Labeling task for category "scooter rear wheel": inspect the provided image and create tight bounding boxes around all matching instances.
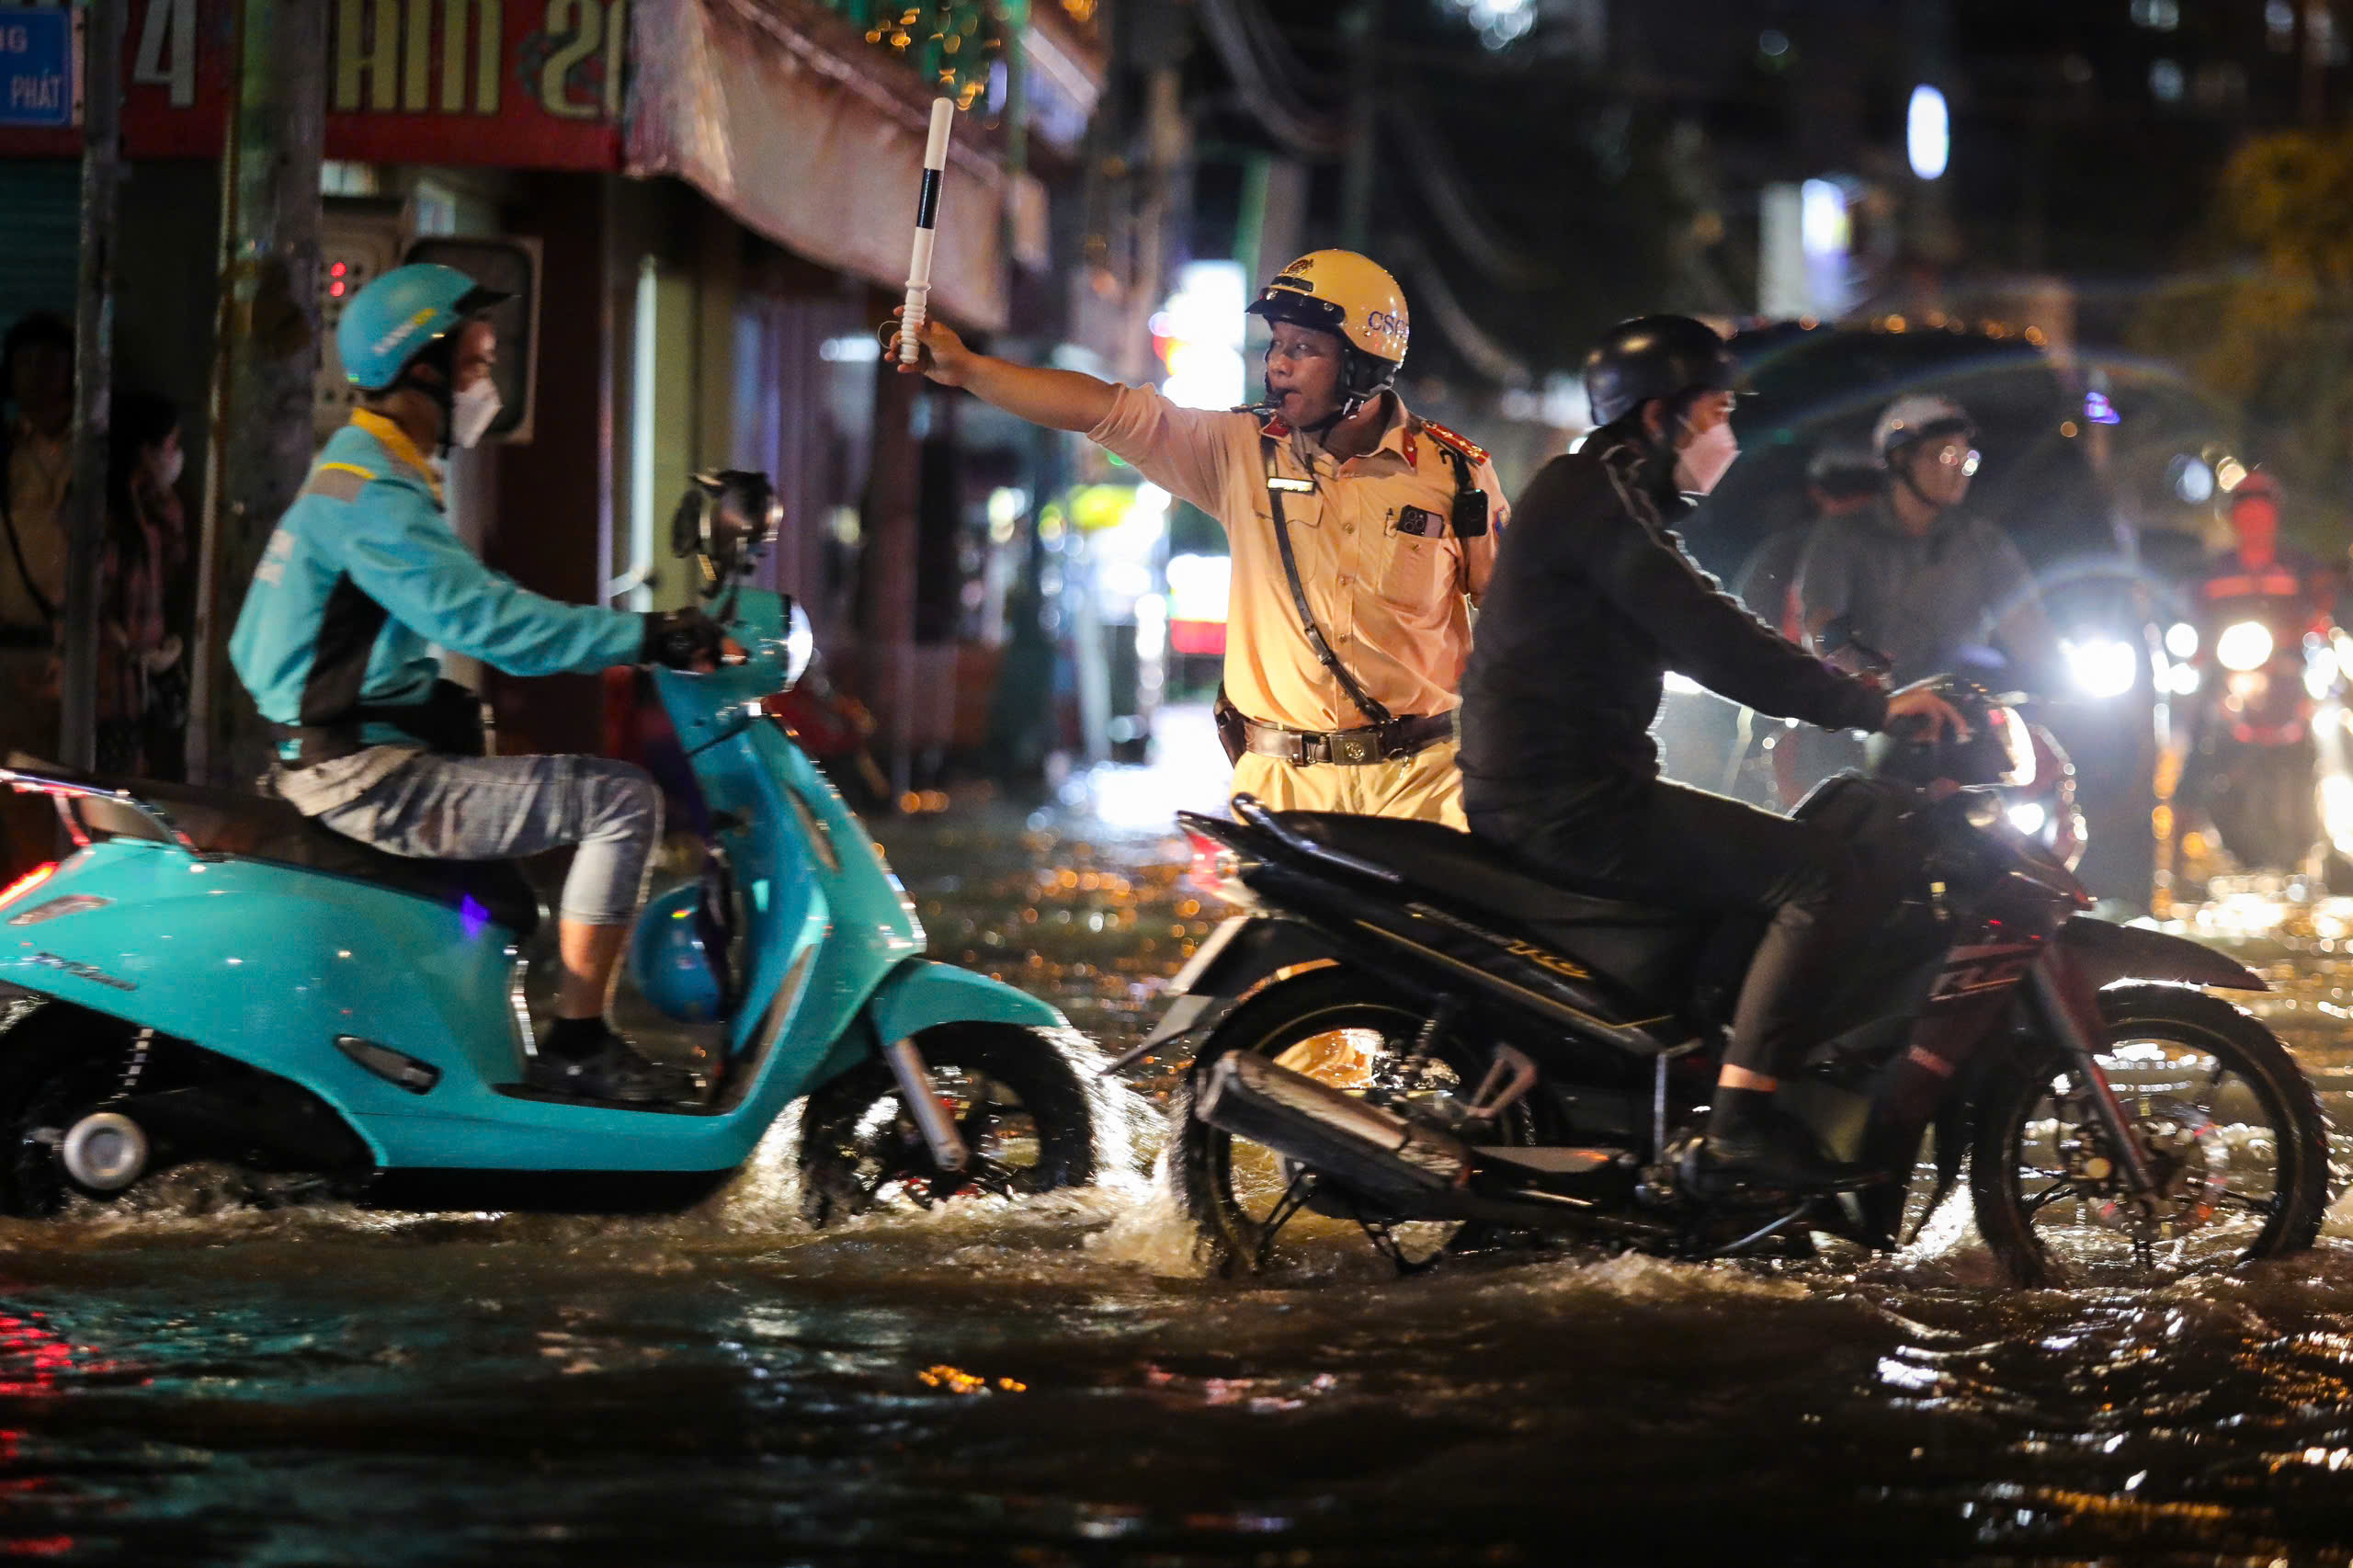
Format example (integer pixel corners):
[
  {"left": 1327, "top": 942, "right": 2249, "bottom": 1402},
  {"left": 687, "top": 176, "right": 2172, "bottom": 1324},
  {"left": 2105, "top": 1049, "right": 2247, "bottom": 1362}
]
[
  {"left": 794, "top": 1023, "right": 1097, "bottom": 1226},
  {"left": 0, "top": 1003, "right": 142, "bottom": 1218}
]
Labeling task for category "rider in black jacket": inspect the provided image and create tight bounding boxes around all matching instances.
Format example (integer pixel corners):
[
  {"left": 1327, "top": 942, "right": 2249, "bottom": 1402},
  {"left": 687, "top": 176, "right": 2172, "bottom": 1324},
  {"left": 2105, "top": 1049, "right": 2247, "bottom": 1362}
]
[{"left": 1458, "top": 316, "right": 1966, "bottom": 1190}]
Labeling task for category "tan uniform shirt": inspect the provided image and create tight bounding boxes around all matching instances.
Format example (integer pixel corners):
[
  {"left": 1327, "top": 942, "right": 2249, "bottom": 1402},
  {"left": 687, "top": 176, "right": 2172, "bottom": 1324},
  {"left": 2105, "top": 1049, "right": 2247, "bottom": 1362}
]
[
  {"left": 1, "top": 419, "right": 69, "bottom": 631},
  {"left": 1088, "top": 385, "right": 1506, "bottom": 733}
]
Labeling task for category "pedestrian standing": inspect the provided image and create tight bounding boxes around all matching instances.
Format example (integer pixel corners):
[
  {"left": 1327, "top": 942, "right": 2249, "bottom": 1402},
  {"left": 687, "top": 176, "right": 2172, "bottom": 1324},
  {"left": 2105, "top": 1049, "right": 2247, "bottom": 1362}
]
[
  {"left": 97, "top": 391, "right": 190, "bottom": 778},
  {"left": 0, "top": 312, "right": 74, "bottom": 869},
  {"left": 890, "top": 251, "right": 1508, "bottom": 825}
]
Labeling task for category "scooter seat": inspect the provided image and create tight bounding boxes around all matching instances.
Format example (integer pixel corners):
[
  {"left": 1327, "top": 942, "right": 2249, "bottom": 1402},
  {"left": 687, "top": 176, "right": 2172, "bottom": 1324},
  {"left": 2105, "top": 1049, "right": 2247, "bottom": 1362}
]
[{"left": 7, "top": 755, "right": 542, "bottom": 938}]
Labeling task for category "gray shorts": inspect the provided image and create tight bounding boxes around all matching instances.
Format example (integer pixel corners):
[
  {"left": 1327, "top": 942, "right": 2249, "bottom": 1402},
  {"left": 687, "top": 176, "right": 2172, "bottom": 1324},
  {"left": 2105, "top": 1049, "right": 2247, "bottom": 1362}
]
[{"left": 305, "top": 750, "right": 664, "bottom": 926}]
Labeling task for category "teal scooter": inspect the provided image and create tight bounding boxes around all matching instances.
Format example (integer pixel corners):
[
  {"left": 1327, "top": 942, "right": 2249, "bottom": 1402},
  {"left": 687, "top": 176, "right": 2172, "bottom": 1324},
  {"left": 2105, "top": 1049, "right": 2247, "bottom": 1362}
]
[{"left": 0, "top": 473, "right": 1105, "bottom": 1219}]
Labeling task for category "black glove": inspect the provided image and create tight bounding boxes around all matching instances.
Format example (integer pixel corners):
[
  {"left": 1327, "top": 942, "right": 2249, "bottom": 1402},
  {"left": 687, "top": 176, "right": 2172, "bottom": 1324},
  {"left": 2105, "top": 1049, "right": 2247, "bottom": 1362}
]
[{"left": 641, "top": 608, "right": 726, "bottom": 670}]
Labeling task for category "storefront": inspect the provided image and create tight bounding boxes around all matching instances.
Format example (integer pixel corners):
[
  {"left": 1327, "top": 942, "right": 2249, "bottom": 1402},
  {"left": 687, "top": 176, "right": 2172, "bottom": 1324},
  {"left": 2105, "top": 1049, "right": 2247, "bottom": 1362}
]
[{"left": 0, "top": 0, "right": 1111, "bottom": 775}]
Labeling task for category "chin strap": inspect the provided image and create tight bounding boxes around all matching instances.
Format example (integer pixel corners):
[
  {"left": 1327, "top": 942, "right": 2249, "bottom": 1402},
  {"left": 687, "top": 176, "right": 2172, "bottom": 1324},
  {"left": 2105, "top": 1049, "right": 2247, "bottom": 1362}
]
[{"left": 1893, "top": 461, "right": 1942, "bottom": 514}]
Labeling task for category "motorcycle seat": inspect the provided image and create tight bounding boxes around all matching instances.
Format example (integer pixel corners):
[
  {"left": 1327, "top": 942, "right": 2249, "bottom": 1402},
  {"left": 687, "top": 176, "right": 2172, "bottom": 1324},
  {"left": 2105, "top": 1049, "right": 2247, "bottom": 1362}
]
[
  {"left": 6, "top": 755, "right": 543, "bottom": 938},
  {"left": 1277, "top": 811, "right": 1695, "bottom": 926},
  {"left": 1271, "top": 812, "right": 1734, "bottom": 1006}
]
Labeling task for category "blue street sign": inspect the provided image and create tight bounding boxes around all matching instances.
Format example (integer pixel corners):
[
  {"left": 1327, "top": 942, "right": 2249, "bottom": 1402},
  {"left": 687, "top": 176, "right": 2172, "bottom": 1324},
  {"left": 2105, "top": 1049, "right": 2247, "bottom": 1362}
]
[{"left": 0, "top": 7, "right": 76, "bottom": 131}]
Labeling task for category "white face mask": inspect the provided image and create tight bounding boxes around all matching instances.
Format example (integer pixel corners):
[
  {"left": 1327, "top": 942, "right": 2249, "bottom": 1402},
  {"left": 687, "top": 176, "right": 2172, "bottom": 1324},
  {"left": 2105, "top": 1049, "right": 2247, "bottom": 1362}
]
[
  {"left": 1674, "top": 416, "right": 1739, "bottom": 495},
  {"left": 153, "top": 446, "right": 185, "bottom": 490},
  {"left": 450, "top": 379, "right": 503, "bottom": 449}
]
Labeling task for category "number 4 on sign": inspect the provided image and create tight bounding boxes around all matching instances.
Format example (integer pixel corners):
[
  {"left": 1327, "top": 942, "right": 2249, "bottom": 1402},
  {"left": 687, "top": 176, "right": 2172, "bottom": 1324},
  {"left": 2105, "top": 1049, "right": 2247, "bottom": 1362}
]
[{"left": 130, "top": 0, "right": 196, "bottom": 108}]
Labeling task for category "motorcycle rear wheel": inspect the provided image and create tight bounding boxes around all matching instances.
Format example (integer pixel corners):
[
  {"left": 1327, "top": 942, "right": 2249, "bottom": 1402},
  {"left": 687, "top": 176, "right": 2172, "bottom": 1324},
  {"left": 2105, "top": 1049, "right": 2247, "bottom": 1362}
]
[
  {"left": 794, "top": 1023, "right": 1097, "bottom": 1227},
  {"left": 1971, "top": 983, "right": 2330, "bottom": 1286},
  {"left": 1169, "top": 968, "right": 1532, "bottom": 1275}
]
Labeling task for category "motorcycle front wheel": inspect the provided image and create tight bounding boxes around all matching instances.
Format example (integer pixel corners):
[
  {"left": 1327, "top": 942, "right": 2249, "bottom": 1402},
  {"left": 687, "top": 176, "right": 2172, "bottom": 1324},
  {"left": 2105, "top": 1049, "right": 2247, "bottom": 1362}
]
[
  {"left": 1168, "top": 968, "right": 1531, "bottom": 1275},
  {"left": 794, "top": 1023, "right": 1097, "bottom": 1226},
  {"left": 1971, "top": 983, "right": 2331, "bottom": 1286}
]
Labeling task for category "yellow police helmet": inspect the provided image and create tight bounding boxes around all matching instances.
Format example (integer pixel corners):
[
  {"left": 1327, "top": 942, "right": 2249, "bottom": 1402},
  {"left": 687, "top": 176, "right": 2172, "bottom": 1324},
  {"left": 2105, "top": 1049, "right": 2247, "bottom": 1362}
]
[{"left": 1248, "top": 249, "right": 1410, "bottom": 365}]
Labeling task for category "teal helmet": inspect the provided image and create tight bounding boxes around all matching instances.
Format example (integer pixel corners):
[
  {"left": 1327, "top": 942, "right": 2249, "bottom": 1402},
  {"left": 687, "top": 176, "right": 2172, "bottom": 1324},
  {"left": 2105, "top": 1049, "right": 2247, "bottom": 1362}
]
[{"left": 336, "top": 262, "right": 508, "bottom": 392}]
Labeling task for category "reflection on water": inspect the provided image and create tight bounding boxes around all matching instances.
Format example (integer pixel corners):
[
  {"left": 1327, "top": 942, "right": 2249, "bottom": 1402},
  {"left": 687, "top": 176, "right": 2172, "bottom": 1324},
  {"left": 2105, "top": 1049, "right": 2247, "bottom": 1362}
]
[{"left": 6, "top": 794, "right": 2353, "bottom": 1564}]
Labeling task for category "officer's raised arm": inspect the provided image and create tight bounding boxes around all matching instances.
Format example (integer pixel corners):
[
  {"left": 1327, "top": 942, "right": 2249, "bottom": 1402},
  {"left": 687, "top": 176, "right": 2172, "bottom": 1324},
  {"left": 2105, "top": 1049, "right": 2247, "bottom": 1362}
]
[{"left": 887, "top": 311, "right": 1118, "bottom": 433}]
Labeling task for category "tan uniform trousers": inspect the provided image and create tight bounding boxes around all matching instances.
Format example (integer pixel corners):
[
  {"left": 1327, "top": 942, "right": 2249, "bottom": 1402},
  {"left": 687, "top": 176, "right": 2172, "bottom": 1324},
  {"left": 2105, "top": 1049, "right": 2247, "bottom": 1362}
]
[{"left": 1229, "top": 737, "right": 1467, "bottom": 828}]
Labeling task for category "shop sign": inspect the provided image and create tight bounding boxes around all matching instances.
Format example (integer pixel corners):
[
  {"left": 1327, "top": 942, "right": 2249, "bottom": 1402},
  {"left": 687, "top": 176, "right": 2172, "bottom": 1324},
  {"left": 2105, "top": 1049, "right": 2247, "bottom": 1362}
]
[
  {"left": 0, "top": 0, "right": 625, "bottom": 167},
  {"left": 0, "top": 7, "right": 74, "bottom": 129}
]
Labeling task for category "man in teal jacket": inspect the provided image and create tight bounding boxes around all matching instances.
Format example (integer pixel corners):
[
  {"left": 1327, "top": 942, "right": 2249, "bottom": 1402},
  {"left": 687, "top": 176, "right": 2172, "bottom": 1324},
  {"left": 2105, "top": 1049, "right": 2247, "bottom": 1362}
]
[{"left": 231, "top": 264, "right": 723, "bottom": 1103}]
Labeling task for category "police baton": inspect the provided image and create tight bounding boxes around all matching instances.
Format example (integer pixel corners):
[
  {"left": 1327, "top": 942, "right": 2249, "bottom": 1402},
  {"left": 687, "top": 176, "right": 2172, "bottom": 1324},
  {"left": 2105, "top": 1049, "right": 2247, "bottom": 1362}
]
[{"left": 897, "top": 98, "right": 956, "bottom": 366}]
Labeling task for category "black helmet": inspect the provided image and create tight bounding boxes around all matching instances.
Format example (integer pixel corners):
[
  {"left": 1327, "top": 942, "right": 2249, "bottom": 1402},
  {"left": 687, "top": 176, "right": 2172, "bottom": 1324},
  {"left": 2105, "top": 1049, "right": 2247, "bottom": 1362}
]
[{"left": 1582, "top": 314, "right": 1740, "bottom": 427}]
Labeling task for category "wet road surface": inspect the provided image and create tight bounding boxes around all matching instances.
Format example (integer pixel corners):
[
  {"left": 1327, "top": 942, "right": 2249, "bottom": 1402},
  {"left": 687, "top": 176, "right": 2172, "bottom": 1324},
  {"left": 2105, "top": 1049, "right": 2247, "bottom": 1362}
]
[{"left": 8, "top": 764, "right": 2353, "bottom": 1565}]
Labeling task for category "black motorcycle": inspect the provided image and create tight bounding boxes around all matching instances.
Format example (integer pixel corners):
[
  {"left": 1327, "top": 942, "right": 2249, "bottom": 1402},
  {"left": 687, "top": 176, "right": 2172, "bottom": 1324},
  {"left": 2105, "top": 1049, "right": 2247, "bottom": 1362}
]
[{"left": 1132, "top": 683, "right": 2331, "bottom": 1285}]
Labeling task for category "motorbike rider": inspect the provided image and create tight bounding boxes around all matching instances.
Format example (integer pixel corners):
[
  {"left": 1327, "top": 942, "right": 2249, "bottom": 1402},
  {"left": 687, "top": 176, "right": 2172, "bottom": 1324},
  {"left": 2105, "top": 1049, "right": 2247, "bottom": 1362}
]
[
  {"left": 1796, "top": 394, "right": 2061, "bottom": 689},
  {"left": 2171, "top": 470, "right": 2338, "bottom": 872},
  {"left": 1457, "top": 316, "right": 1967, "bottom": 1191},
  {"left": 229, "top": 263, "right": 728, "bottom": 1105},
  {"left": 2190, "top": 471, "right": 2334, "bottom": 653},
  {"left": 890, "top": 250, "right": 1507, "bottom": 824}
]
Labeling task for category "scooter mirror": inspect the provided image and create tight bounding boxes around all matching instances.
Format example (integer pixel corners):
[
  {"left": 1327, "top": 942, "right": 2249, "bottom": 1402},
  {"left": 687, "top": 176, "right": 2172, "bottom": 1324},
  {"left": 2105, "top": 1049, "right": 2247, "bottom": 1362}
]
[{"left": 670, "top": 472, "right": 782, "bottom": 585}]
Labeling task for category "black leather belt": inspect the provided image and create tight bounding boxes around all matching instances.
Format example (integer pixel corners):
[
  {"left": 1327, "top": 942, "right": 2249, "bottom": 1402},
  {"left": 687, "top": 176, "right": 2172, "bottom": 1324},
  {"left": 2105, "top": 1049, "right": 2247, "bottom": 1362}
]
[{"left": 1241, "top": 711, "right": 1454, "bottom": 767}]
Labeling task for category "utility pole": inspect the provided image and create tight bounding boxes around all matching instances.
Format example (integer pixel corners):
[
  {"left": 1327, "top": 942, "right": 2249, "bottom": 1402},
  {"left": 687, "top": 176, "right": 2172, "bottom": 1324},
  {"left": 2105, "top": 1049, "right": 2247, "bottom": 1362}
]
[
  {"left": 2303, "top": 1, "right": 2331, "bottom": 126},
  {"left": 1339, "top": 0, "right": 1381, "bottom": 254},
  {"left": 61, "top": 0, "right": 126, "bottom": 773},
  {"left": 188, "top": 0, "right": 327, "bottom": 786}
]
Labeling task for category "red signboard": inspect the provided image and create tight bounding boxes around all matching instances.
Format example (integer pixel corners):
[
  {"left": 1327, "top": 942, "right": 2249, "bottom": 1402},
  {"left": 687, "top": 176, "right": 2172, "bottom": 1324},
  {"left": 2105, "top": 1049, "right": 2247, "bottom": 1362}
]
[{"left": 0, "top": 0, "right": 624, "bottom": 168}]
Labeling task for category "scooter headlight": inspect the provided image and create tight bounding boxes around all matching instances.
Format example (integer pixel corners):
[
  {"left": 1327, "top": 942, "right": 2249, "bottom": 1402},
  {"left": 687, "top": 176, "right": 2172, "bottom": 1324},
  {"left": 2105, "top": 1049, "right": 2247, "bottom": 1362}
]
[
  {"left": 779, "top": 597, "right": 815, "bottom": 690},
  {"left": 2215, "top": 619, "right": 2274, "bottom": 673}
]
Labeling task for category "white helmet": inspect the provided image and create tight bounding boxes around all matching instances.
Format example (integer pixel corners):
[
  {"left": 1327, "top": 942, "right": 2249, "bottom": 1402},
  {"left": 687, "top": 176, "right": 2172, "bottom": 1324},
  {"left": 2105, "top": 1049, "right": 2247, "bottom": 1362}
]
[{"left": 1872, "top": 394, "right": 1975, "bottom": 463}]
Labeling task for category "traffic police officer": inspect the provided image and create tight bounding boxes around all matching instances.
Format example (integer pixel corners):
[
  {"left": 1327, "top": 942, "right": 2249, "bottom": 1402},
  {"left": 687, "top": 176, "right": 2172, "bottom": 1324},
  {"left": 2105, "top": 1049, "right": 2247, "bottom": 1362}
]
[{"left": 891, "top": 250, "right": 1507, "bottom": 825}]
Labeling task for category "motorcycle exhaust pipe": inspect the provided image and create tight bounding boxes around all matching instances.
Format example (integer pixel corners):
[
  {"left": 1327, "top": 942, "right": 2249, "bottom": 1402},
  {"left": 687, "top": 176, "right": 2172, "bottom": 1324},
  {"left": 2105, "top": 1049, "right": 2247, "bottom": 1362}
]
[{"left": 1194, "top": 1051, "right": 1470, "bottom": 1205}]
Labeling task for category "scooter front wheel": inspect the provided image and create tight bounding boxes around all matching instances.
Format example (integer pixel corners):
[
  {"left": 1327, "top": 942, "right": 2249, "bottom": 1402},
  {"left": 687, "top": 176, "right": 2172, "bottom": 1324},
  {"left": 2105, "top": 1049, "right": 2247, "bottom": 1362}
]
[{"left": 794, "top": 1023, "right": 1097, "bottom": 1226}]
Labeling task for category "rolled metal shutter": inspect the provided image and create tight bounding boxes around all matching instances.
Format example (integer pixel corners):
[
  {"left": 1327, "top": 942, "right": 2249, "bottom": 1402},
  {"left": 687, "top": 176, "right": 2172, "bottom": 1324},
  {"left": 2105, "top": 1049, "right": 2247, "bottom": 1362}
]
[{"left": 0, "top": 162, "right": 81, "bottom": 334}]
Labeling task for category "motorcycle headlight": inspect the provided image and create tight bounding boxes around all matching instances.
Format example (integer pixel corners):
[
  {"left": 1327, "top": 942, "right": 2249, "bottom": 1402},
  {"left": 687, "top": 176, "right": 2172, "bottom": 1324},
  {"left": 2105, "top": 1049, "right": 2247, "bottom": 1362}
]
[
  {"left": 2006, "top": 800, "right": 2048, "bottom": 836},
  {"left": 2215, "top": 619, "right": 2274, "bottom": 673},
  {"left": 2064, "top": 637, "right": 2138, "bottom": 699},
  {"left": 1987, "top": 704, "right": 2036, "bottom": 787}
]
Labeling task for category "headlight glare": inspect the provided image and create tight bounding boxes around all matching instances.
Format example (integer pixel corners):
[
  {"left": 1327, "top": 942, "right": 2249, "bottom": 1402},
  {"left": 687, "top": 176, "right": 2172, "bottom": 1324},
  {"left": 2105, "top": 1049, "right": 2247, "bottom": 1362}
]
[{"left": 2215, "top": 620, "right": 2273, "bottom": 673}]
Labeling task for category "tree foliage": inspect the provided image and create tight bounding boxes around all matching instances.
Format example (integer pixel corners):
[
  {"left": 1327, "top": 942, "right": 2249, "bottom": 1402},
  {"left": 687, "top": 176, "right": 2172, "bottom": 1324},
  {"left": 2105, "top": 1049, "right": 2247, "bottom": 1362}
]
[{"left": 2135, "top": 131, "right": 2353, "bottom": 513}]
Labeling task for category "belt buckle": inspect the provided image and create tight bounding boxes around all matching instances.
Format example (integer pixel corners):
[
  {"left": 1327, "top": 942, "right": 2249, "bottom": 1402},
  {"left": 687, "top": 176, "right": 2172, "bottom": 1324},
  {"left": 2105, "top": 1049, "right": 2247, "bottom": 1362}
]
[{"left": 1329, "top": 731, "right": 1380, "bottom": 766}]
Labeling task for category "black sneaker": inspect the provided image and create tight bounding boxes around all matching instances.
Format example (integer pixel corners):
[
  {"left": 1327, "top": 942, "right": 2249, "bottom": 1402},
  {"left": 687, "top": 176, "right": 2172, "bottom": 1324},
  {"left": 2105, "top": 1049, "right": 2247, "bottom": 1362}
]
[
  {"left": 1683, "top": 1108, "right": 1880, "bottom": 1197},
  {"left": 525, "top": 1032, "right": 698, "bottom": 1105}
]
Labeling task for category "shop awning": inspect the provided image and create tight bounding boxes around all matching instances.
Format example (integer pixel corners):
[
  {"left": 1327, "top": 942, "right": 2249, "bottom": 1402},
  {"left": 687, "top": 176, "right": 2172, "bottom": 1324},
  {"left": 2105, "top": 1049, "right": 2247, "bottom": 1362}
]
[{"left": 627, "top": 0, "right": 1009, "bottom": 333}]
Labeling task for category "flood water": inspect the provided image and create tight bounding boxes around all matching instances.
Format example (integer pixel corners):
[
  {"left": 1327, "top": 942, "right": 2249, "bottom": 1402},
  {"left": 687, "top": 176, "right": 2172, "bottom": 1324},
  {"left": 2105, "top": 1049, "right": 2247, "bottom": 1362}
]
[{"left": 9, "top": 759, "right": 2353, "bottom": 1565}]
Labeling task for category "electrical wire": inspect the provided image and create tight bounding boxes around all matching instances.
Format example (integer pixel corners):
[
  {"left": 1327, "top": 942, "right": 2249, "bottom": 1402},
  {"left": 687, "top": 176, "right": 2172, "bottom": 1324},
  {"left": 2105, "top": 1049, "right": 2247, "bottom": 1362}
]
[
  {"left": 1386, "top": 233, "right": 1533, "bottom": 387},
  {"left": 1195, "top": 0, "right": 1350, "bottom": 157},
  {"left": 1381, "top": 103, "right": 1554, "bottom": 289}
]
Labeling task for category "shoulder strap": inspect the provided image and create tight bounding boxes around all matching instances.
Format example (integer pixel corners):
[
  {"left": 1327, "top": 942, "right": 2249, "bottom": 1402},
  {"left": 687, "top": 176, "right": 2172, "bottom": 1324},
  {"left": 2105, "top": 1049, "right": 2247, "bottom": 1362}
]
[
  {"left": 1261, "top": 435, "right": 1392, "bottom": 732},
  {"left": 0, "top": 430, "right": 55, "bottom": 628}
]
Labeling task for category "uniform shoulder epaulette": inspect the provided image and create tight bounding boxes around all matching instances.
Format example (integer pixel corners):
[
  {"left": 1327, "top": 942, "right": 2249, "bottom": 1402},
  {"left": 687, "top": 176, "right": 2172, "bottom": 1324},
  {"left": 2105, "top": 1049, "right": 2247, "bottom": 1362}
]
[{"left": 1419, "top": 419, "right": 1488, "bottom": 467}]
